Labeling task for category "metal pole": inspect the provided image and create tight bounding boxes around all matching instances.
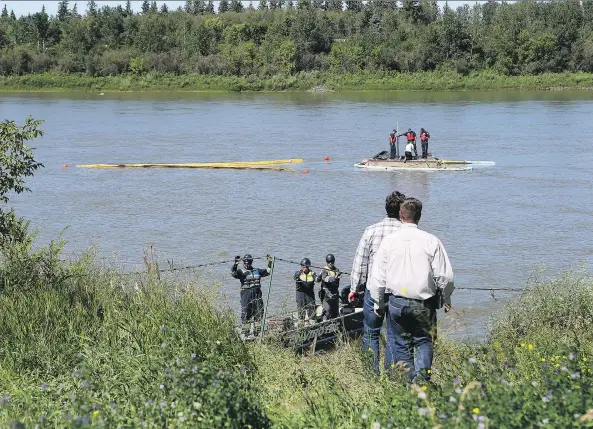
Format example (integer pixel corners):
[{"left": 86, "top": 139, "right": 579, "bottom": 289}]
[
  {"left": 396, "top": 121, "right": 400, "bottom": 158},
  {"left": 259, "top": 256, "right": 275, "bottom": 344}
]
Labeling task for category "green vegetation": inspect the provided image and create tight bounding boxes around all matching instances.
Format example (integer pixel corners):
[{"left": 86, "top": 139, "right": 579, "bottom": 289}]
[
  {"left": 1, "top": 0, "right": 593, "bottom": 91},
  {"left": 1, "top": 119, "right": 593, "bottom": 427},
  {"left": 2, "top": 70, "right": 593, "bottom": 92},
  {"left": 1, "top": 235, "right": 592, "bottom": 427}
]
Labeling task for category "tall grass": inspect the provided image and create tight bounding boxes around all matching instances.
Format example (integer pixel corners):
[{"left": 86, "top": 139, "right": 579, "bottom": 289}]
[
  {"left": 1, "top": 71, "right": 593, "bottom": 92},
  {"left": 1, "top": 233, "right": 592, "bottom": 427}
]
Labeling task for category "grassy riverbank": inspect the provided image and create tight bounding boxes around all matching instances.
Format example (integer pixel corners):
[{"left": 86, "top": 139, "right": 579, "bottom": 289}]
[
  {"left": 1, "top": 236, "right": 593, "bottom": 428},
  {"left": 1, "top": 71, "right": 593, "bottom": 93}
]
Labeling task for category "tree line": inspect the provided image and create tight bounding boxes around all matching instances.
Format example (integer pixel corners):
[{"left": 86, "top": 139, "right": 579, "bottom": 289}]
[{"left": 1, "top": 0, "right": 593, "bottom": 79}]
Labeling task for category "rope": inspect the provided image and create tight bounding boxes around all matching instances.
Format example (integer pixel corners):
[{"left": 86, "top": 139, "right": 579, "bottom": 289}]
[
  {"left": 273, "top": 257, "right": 351, "bottom": 276},
  {"left": 55, "top": 254, "right": 526, "bottom": 293}
]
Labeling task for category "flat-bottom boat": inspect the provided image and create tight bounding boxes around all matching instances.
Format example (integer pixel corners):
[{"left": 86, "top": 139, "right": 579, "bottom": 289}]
[
  {"left": 241, "top": 293, "right": 364, "bottom": 353},
  {"left": 355, "top": 151, "right": 475, "bottom": 171}
]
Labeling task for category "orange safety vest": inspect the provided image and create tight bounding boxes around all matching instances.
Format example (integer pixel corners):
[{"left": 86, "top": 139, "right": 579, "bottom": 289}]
[
  {"left": 407, "top": 132, "right": 415, "bottom": 141},
  {"left": 420, "top": 132, "right": 428, "bottom": 141}
]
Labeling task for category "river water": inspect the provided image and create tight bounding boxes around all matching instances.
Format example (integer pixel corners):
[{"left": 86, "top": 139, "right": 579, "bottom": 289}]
[{"left": 2, "top": 90, "right": 593, "bottom": 339}]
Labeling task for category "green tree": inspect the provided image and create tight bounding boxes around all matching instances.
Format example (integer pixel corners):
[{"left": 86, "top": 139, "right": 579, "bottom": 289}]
[
  {"left": 205, "top": 1, "right": 215, "bottom": 14},
  {"left": 10, "top": 10, "right": 16, "bottom": 20},
  {"left": 33, "top": 6, "right": 50, "bottom": 50},
  {"left": 125, "top": 1, "right": 133, "bottom": 16},
  {"left": 87, "top": 0, "right": 98, "bottom": 16},
  {"left": 230, "top": 0, "right": 244, "bottom": 13},
  {"left": 57, "top": 0, "right": 70, "bottom": 21},
  {"left": 1, "top": 5, "right": 9, "bottom": 18},
  {"left": 150, "top": 1, "right": 158, "bottom": 13},
  {"left": 219, "top": 0, "right": 230, "bottom": 13},
  {"left": 259, "top": 0, "right": 268, "bottom": 10},
  {"left": 141, "top": 0, "right": 150, "bottom": 14},
  {"left": 345, "top": 1, "right": 362, "bottom": 13},
  {"left": 160, "top": 3, "right": 169, "bottom": 13},
  {"left": 0, "top": 117, "right": 44, "bottom": 245}
]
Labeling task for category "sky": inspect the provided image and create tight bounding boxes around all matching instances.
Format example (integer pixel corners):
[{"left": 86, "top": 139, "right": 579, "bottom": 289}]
[{"left": 3, "top": 1, "right": 485, "bottom": 17}]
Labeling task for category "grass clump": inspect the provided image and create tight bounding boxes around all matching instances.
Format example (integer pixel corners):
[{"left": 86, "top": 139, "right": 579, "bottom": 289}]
[{"left": 0, "top": 233, "right": 270, "bottom": 428}]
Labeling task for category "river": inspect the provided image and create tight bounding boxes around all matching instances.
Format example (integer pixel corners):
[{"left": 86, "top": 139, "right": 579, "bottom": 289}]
[{"left": 2, "top": 90, "right": 593, "bottom": 339}]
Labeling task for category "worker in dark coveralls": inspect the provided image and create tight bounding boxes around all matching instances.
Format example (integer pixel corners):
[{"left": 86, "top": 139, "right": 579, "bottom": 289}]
[
  {"left": 232, "top": 254, "right": 273, "bottom": 335},
  {"left": 316, "top": 253, "right": 341, "bottom": 320},
  {"left": 294, "top": 258, "right": 318, "bottom": 325}
]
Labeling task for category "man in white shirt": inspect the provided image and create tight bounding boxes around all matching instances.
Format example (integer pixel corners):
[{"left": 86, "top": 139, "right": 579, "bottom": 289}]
[
  {"left": 404, "top": 142, "right": 415, "bottom": 160},
  {"left": 367, "top": 198, "right": 454, "bottom": 381}
]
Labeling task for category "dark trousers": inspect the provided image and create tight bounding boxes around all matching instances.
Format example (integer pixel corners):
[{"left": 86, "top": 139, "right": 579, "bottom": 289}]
[
  {"left": 389, "top": 143, "right": 397, "bottom": 160},
  {"left": 412, "top": 142, "right": 418, "bottom": 157},
  {"left": 240, "top": 287, "right": 263, "bottom": 324},
  {"left": 405, "top": 151, "right": 414, "bottom": 160},
  {"left": 296, "top": 289, "right": 316, "bottom": 320},
  {"left": 321, "top": 288, "right": 339, "bottom": 320},
  {"left": 385, "top": 295, "right": 437, "bottom": 382},
  {"left": 421, "top": 140, "right": 428, "bottom": 158}
]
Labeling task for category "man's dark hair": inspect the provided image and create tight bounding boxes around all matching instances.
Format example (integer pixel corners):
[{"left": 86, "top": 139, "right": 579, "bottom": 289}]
[
  {"left": 385, "top": 191, "right": 406, "bottom": 218},
  {"left": 400, "top": 198, "right": 422, "bottom": 223}
]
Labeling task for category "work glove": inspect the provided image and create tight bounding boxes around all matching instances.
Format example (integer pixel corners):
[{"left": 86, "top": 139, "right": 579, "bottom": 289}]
[{"left": 234, "top": 256, "right": 241, "bottom": 264}]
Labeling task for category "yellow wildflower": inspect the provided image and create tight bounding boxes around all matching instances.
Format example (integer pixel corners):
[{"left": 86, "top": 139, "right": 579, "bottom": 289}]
[
  {"left": 92, "top": 410, "right": 100, "bottom": 417},
  {"left": 520, "top": 343, "right": 526, "bottom": 348},
  {"left": 427, "top": 370, "right": 431, "bottom": 374},
  {"left": 562, "top": 355, "right": 567, "bottom": 359},
  {"left": 528, "top": 344, "right": 534, "bottom": 350},
  {"left": 472, "top": 408, "right": 480, "bottom": 414},
  {"left": 541, "top": 358, "right": 546, "bottom": 362},
  {"left": 421, "top": 386, "right": 428, "bottom": 391},
  {"left": 583, "top": 358, "right": 588, "bottom": 362}
]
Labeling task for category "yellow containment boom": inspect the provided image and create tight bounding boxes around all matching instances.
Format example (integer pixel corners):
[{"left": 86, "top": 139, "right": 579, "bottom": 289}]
[{"left": 76, "top": 158, "right": 304, "bottom": 169}]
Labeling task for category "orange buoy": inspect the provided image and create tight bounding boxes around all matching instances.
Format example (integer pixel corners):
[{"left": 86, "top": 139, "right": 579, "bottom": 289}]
[
  {"left": 324, "top": 156, "right": 329, "bottom": 161},
  {"left": 62, "top": 164, "right": 68, "bottom": 168},
  {"left": 304, "top": 169, "right": 309, "bottom": 174}
]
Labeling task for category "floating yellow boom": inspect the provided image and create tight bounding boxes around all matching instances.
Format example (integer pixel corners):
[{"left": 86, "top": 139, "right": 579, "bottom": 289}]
[{"left": 76, "top": 158, "right": 304, "bottom": 169}]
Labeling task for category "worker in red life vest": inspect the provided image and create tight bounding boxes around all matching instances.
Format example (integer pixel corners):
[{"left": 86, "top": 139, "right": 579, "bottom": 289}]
[
  {"left": 420, "top": 128, "right": 431, "bottom": 159},
  {"left": 405, "top": 128, "right": 417, "bottom": 158},
  {"left": 388, "top": 129, "right": 397, "bottom": 160}
]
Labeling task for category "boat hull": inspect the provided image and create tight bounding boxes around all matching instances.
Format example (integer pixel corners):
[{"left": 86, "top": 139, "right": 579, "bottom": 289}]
[{"left": 355, "top": 157, "right": 473, "bottom": 171}]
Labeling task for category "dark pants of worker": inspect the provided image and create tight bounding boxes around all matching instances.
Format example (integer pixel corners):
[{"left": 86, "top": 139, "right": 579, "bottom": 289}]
[
  {"left": 240, "top": 287, "right": 263, "bottom": 325},
  {"left": 389, "top": 143, "right": 397, "bottom": 160},
  {"left": 405, "top": 151, "right": 414, "bottom": 160},
  {"left": 421, "top": 140, "right": 428, "bottom": 158},
  {"left": 412, "top": 142, "right": 418, "bottom": 157},
  {"left": 321, "top": 288, "right": 340, "bottom": 320},
  {"left": 296, "top": 288, "right": 316, "bottom": 320},
  {"left": 385, "top": 295, "right": 437, "bottom": 382}
]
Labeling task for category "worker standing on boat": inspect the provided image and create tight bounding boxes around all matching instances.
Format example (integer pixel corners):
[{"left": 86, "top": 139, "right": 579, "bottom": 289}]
[
  {"left": 420, "top": 128, "right": 430, "bottom": 159},
  {"left": 232, "top": 254, "right": 273, "bottom": 336},
  {"left": 350, "top": 190, "right": 406, "bottom": 371},
  {"left": 294, "top": 258, "right": 318, "bottom": 325},
  {"left": 367, "top": 198, "right": 454, "bottom": 382},
  {"left": 388, "top": 129, "right": 398, "bottom": 160},
  {"left": 405, "top": 128, "right": 418, "bottom": 158},
  {"left": 317, "top": 254, "right": 341, "bottom": 320}
]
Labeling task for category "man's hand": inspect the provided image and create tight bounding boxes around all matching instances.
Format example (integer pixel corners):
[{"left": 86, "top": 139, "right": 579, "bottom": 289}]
[
  {"left": 373, "top": 303, "right": 384, "bottom": 317},
  {"left": 444, "top": 303, "right": 452, "bottom": 313},
  {"left": 234, "top": 256, "right": 241, "bottom": 264},
  {"left": 348, "top": 291, "right": 357, "bottom": 302}
]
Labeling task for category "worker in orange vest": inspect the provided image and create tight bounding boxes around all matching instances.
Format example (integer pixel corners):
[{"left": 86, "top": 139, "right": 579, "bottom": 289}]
[{"left": 420, "top": 128, "right": 431, "bottom": 159}]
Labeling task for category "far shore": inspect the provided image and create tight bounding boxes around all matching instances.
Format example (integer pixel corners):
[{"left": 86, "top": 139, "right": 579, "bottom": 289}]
[{"left": 2, "top": 71, "right": 593, "bottom": 93}]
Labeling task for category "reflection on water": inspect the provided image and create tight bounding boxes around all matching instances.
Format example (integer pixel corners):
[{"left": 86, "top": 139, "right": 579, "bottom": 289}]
[{"left": 2, "top": 90, "right": 593, "bottom": 339}]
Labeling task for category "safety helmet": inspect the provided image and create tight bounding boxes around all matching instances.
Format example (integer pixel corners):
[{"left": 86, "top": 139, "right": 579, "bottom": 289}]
[
  {"left": 242, "top": 254, "right": 253, "bottom": 263},
  {"left": 300, "top": 258, "right": 311, "bottom": 267},
  {"left": 325, "top": 254, "right": 335, "bottom": 264},
  {"left": 408, "top": 128, "right": 412, "bottom": 132}
]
